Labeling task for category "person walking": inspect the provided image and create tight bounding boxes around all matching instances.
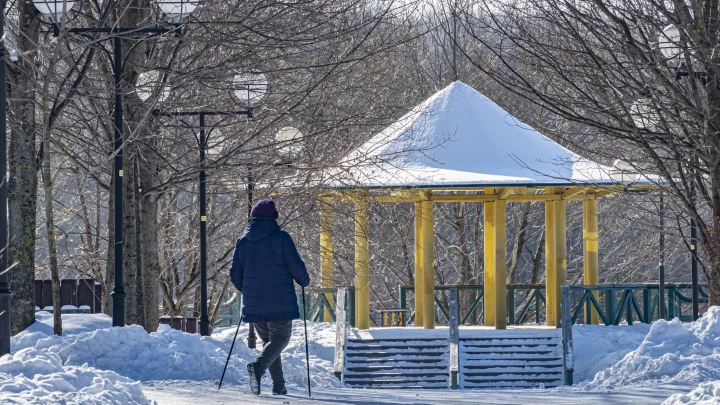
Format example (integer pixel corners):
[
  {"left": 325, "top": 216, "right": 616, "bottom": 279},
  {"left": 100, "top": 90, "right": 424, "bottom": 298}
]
[{"left": 229, "top": 199, "right": 311, "bottom": 396}]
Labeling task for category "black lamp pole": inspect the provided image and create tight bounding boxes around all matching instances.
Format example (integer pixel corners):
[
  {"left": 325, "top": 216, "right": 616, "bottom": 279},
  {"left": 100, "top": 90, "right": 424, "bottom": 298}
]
[
  {"left": 199, "top": 112, "right": 208, "bottom": 335},
  {"left": 153, "top": 109, "right": 252, "bottom": 336},
  {"left": 51, "top": 25, "right": 174, "bottom": 327},
  {"left": 690, "top": 177, "right": 699, "bottom": 321},
  {"left": 0, "top": 0, "right": 11, "bottom": 357},
  {"left": 246, "top": 166, "right": 256, "bottom": 348},
  {"left": 659, "top": 194, "right": 666, "bottom": 320}
]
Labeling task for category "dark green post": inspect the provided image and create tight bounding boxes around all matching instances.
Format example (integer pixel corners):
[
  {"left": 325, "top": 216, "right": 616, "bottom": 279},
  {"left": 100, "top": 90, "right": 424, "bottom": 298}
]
[
  {"left": 667, "top": 286, "right": 675, "bottom": 319},
  {"left": 348, "top": 288, "right": 356, "bottom": 327},
  {"left": 642, "top": 287, "right": 650, "bottom": 323},
  {"left": 508, "top": 286, "right": 516, "bottom": 325},
  {"left": 606, "top": 289, "right": 616, "bottom": 325}
]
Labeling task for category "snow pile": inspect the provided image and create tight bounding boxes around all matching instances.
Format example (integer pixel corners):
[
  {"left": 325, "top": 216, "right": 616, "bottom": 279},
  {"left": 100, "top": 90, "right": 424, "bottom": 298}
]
[
  {"left": 662, "top": 381, "right": 720, "bottom": 405},
  {"left": 0, "top": 347, "right": 148, "bottom": 404},
  {"left": 24, "top": 312, "right": 112, "bottom": 337},
  {"left": 583, "top": 307, "right": 720, "bottom": 389},
  {"left": 11, "top": 314, "right": 341, "bottom": 392},
  {"left": 572, "top": 323, "right": 651, "bottom": 382}
]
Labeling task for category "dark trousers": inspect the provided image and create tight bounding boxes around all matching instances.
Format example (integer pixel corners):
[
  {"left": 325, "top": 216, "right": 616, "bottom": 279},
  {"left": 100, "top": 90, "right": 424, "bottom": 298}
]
[{"left": 252, "top": 320, "right": 293, "bottom": 386}]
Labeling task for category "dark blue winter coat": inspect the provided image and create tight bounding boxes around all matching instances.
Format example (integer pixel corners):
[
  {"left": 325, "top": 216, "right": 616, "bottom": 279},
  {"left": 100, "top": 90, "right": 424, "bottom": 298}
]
[{"left": 229, "top": 217, "right": 310, "bottom": 322}]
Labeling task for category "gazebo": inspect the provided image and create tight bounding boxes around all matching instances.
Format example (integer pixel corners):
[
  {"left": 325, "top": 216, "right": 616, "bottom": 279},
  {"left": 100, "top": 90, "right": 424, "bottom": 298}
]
[{"left": 318, "top": 81, "right": 626, "bottom": 330}]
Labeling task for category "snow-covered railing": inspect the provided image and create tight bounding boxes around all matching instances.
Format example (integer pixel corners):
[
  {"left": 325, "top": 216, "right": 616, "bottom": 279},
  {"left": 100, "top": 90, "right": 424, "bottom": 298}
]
[
  {"left": 333, "top": 288, "right": 348, "bottom": 381},
  {"left": 448, "top": 288, "right": 459, "bottom": 389},
  {"left": 561, "top": 286, "right": 574, "bottom": 386}
]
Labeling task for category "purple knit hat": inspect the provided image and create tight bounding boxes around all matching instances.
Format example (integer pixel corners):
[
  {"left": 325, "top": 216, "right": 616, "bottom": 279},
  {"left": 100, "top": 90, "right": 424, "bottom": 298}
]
[{"left": 250, "top": 199, "right": 278, "bottom": 219}]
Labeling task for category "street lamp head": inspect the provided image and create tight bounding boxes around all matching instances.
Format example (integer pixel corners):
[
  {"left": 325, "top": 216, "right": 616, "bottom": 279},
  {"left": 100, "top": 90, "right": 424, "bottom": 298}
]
[
  {"left": 610, "top": 159, "right": 636, "bottom": 185},
  {"left": 135, "top": 70, "right": 170, "bottom": 103},
  {"left": 658, "top": 25, "right": 683, "bottom": 66},
  {"left": 32, "top": 0, "right": 76, "bottom": 24},
  {"left": 155, "top": 0, "right": 201, "bottom": 24},
  {"left": 630, "top": 98, "right": 659, "bottom": 130},
  {"left": 275, "top": 127, "right": 303, "bottom": 158},
  {"left": 233, "top": 73, "right": 268, "bottom": 108}
]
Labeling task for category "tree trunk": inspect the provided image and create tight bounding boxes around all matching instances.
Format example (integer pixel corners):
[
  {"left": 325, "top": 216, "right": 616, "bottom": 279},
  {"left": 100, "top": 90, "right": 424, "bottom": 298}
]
[
  {"left": 139, "top": 183, "right": 160, "bottom": 332},
  {"left": 105, "top": 173, "right": 114, "bottom": 316},
  {"left": 123, "top": 154, "right": 140, "bottom": 325},
  {"left": 7, "top": 0, "right": 41, "bottom": 335},
  {"left": 706, "top": 219, "right": 720, "bottom": 306}
]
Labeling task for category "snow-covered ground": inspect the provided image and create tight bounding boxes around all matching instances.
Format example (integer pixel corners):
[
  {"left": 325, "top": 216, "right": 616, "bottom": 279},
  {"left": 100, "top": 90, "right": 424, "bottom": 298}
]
[{"left": 9, "top": 309, "right": 720, "bottom": 403}]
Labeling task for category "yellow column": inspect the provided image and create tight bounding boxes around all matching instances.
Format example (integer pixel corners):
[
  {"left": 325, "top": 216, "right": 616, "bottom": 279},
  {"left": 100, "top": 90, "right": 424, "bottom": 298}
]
[
  {"left": 421, "top": 200, "right": 435, "bottom": 329},
  {"left": 320, "top": 203, "right": 334, "bottom": 322},
  {"left": 355, "top": 199, "right": 370, "bottom": 330},
  {"left": 493, "top": 200, "right": 508, "bottom": 330},
  {"left": 484, "top": 201, "right": 496, "bottom": 326},
  {"left": 554, "top": 199, "right": 567, "bottom": 327},
  {"left": 583, "top": 198, "right": 599, "bottom": 324},
  {"left": 545, "top": 188, "right": 557, "bottom": 327},
  {"left": 414, "top": 202, "right": 424, "bottom": 327}
]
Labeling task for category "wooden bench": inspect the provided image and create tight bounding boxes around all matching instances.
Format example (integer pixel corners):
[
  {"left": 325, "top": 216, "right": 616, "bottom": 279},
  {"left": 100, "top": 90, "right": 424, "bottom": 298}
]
[
  {"left": 160, "top": 316, "right": 198, "bottom": 333},
  {"left": 34, "top": 279, "right": 101, "bottom": 313}
]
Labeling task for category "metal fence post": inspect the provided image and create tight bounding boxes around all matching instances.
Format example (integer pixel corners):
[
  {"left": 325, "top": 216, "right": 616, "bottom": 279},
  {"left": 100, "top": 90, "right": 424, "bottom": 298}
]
[
  {"left": 561, "top": 286, "right": 574, "bottom": 386},
  {"left": 448, "top": 288, "right": 459, "bottom": 389}
]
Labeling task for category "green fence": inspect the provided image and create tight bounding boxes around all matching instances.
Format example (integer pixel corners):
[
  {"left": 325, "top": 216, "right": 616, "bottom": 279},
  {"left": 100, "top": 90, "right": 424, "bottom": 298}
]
[
  {"left": 298, "top": 287, "right": 356, "bottom": 325},
  {"left": 399, "top": 284, "right": 545, "bottom": 326},
  {"left": 568, "top": 284, "right": 708, "bottom": 325},
  {"left": 397, "top": 283, "right": 707, "bottom": 327},
  {"left": 207, "top": 283, "right": 708, "bottom": 329}
]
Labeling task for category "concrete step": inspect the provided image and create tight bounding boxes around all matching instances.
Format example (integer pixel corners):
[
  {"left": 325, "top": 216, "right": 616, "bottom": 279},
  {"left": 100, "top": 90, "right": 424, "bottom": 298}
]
[
  {"left": 463, "top": 381, "right": 563, "bottom": 389},
  {"left": 347, "top": 344, "right": 447, "bottom": 351},
  {"left": 347, "top": 365, "right": 447, "bottom": 372},
  {"left": 346, "top": 383, "right": 448, "bottom": 389},
  {"left": 345, "top": 371, "right": 448, "bottom": 378},
  {"left": 462, "top": 343, "right": 556, "bottom": 348},
  {"left": 348, "top": 338, "right": 446, "bottom": 344},
  {"left": 345, "top": 352, "right": 447, "bottom": 358},
  {"left": 345, "top": 358, "right": 446, "bottom": 364},
  {"left": 463, "top": 356, "right": 562, "bottom": 362},
  {"left": 463, "top": 371, "right": 564, "bottom": 377},
  {"left": 345, "top": 378, "right": 448, "bottom": 385},
  {"left": 463, "top": 364, "right": 563, "bottom": 371}
]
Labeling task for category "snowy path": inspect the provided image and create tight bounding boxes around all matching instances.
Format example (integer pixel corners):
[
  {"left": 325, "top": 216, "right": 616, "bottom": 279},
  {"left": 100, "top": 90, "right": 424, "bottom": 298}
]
[{"left": 142, "top": 381, "right": 692, "bottom": 405}]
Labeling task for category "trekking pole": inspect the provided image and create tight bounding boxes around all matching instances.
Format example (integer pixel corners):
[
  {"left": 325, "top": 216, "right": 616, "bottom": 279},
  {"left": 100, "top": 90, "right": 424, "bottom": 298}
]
[
  {"left": 218, "top": 315, "right": 242, "bottom": 390},
  {"left": 302, "top": 286, "right": 311, "bottom": 397}
]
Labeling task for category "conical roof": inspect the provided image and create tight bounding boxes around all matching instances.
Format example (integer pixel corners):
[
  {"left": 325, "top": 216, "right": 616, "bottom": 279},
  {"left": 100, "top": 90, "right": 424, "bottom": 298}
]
[{"left": 336, "top": 81, "right": 613, "bottom": 188}]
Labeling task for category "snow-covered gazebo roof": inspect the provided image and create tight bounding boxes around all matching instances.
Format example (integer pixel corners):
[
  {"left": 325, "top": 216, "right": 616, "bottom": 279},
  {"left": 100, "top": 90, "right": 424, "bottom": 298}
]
[{"left": 335, "top": 81, "right": 615, "bottom": 189}]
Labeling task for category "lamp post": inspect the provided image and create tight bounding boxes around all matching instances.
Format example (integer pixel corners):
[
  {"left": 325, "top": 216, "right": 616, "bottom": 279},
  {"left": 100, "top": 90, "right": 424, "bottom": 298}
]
[
  {"left": 32, "top": 0, "right": 202, "bottom": 327},
  {"left": 658, "top": 25, "right": 701, "bottom": 320},
  {"left": 0, "top": 0, "right": 10, "bottom": 357},
  {"left": 629, "top": 100, "right": 669, "bottom": 320},
  {"left": 141, "top": 73, "right": 268, "bottom": 336}
]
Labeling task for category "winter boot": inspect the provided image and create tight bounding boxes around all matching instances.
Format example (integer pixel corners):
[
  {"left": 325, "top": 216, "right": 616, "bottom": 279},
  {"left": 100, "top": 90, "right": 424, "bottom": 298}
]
[
  {"left": 247, "top": 363, "right": 261, "bottom": 395},
  {"left": 272, "top": 384, "right": 287, "bottom": 395}
]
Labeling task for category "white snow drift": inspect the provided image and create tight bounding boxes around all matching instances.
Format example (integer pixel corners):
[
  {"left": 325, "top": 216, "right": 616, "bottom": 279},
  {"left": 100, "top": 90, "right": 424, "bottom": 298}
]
[
  {"left": 0, "top": 347, "right": 148, "bottom": 404},
  {"left": 7, "top": 312, "right": 340, "bottom": 404},
  {"left": 584, "top": 306, "right": 720, "bottom": 390}
]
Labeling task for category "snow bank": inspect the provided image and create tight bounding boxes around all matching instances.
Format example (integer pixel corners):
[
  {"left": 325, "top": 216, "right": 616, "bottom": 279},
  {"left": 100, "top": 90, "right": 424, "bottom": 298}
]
[
  {"left": 0, "top": 347, "right": 148, "bottom": 404},
  {"left": 583, "top": 307, "right": 720, "bottom": 389},
  {"left": 572, "top": 323, "right": 651, "bottom": 382},
  {"left": 11, "top": 315, "right": 341, "bottom": 393},
  {"left": 662, "top": 381, "right": 720, "bottom": 405}
]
